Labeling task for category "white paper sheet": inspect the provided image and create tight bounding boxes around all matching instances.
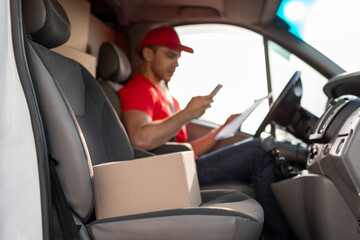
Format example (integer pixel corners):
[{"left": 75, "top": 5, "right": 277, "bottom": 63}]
[{"left": 215, "top": 93, "right": 272, "bottom": 140}]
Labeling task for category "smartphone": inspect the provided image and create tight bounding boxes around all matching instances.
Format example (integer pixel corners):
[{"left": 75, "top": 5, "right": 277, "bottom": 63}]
[{"left": 210, "top": 84, "right": 223, "bottom": 96}]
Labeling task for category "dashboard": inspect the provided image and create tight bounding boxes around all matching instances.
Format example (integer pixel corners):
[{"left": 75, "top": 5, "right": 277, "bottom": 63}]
[{"left": 307, "top": 97, "right": 360, "bottom": 220}]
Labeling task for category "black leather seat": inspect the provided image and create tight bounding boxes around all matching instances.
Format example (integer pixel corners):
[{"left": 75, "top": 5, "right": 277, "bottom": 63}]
[
  {"left": 97, "top": 42, "right": 131, "bottom": 117},
  {"left": 22, "top": 0, "right": 264, "bottom": 239}
]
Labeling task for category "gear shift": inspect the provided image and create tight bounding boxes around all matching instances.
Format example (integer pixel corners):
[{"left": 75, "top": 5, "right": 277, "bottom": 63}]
[
  {"left": 261, "top": 135, "right": 277, "bottom": 155},
  {"left": 261, "top": 136, "right": 289, "bottom": 178}
]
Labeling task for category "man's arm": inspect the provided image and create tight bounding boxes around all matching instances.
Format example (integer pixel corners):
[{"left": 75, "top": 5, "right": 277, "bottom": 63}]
[
  {"left": 189, "top": 128, "right": 220, "bottom": 156},
  {"left": 189, "top": 114, "right": 240, "bottom": 156},
  {"left": 122, "top": 95, "right": 213, "bottom": 151}
]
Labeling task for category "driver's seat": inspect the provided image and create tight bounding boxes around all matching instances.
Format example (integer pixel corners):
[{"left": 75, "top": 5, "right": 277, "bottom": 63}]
[
  {"left": 22, "top": 0, "right": 264, "bottom": 239},
  {"left": 96, "top": 42, "right": 130, "bottom": 117}
]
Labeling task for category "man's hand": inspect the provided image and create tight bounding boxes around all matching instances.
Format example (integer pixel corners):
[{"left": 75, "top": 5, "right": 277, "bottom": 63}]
[
  {"left": 219, "top": 114, "right": 240, "bottom": 129},
  {"left": 183, "top": 95, "right": 213, "bottom": 119}
]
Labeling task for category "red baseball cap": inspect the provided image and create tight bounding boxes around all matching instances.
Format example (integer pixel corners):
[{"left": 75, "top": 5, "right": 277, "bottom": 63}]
[{"left": 140, "top": 26, "right": 194, "bottom": 53}]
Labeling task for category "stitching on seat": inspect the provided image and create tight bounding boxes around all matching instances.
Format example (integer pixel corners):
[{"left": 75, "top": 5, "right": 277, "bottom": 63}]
[
  {"left": 90, "top": 207, "right": 262, "bottom": 225},
  {"left": 228, "top": 218, "right": 236, "bottom": 240}
]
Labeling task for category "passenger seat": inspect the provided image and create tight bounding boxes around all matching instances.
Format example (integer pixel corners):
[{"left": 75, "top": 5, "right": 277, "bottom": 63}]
[{"left": 22, "top": 0, "right": 264, "bottom": 237}]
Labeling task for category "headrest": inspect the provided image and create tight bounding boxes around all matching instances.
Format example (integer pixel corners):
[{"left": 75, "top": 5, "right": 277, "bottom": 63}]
[
  {"left": 97, "top": 42, "right": 131, "bottom": 84},
  {"left": 22, "top": 0, "right": 71, "bottom": 48}
]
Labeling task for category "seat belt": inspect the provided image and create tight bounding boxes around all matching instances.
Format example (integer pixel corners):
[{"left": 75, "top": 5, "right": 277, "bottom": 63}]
[
  {"left": 49, "top": 156, "right": 80, "bottom": 240},
  {"left": 160, "top": 82, "right": 176, "bottom": 142},
  {"left": 160, "top": 81, "right": 176, "bottom": 114}
]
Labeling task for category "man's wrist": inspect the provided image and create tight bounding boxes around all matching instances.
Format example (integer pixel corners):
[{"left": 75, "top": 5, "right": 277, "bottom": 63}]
[{"left": 178, "top": 108, "right": 194, "bottom": 122}]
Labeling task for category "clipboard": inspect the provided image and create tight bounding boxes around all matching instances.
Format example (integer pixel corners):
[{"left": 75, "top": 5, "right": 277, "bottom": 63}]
[{"left": 215, "top": 93, "right": 272, "bottom": 140}]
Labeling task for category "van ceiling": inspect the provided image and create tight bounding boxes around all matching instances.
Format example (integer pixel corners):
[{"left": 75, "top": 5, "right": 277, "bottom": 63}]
[{"left": 90, "top": 0, "right": 282, "bottom": 29}]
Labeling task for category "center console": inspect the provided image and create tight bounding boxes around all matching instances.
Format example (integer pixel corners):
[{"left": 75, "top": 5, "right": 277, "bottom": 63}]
[{"left": 271, "top": 97, "right": 360, "bottom": 240}]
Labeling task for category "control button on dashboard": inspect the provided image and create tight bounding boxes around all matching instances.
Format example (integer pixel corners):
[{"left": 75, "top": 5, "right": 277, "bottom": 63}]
[
  {"left": 336, "top": 138, "right": 345, "bottom": 154},
  {"left": 323, "top": 144, "right": 330, "bottom": 155},
  {"left": 309, "top": 145, "right": 319, "bottom": 161}
]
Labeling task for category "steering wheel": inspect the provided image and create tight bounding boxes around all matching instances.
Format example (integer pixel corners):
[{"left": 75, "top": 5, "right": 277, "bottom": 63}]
[{"left": 255, "top": 71, "right": 302, "bottom": 137}]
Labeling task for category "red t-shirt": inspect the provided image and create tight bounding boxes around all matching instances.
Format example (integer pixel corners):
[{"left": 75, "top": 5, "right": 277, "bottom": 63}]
[{"left": 118, "top": 74, "right": 188, "bottom": 143}]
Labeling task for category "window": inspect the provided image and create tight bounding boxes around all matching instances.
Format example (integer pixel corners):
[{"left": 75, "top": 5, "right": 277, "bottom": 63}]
[
  {"left": 171, "top": 24, "right": 269, "bottom": 135},
  {"left": 268, "top": 41, "right": 328, "bottom": 118},
  {"left": 268, "top": 40, "right": 328, "bottom": 143},
  {"left": 172, "top": 24, "right": 329, "bottom": 140}
]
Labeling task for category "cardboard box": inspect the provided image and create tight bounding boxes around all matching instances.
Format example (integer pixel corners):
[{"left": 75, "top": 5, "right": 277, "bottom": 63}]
[{"left": 93, "top": 151, "right": 202, "bottom": 219}]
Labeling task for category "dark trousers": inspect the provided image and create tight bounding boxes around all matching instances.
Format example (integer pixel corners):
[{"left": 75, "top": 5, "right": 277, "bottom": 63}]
[{"left": 196, "top": 138, "right": 294, "bottom": 240}]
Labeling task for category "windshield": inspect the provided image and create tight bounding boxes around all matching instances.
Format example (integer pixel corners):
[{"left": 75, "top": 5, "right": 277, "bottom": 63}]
[{"left": 277, "top": 0, "right": 360, "bottom": 72}]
